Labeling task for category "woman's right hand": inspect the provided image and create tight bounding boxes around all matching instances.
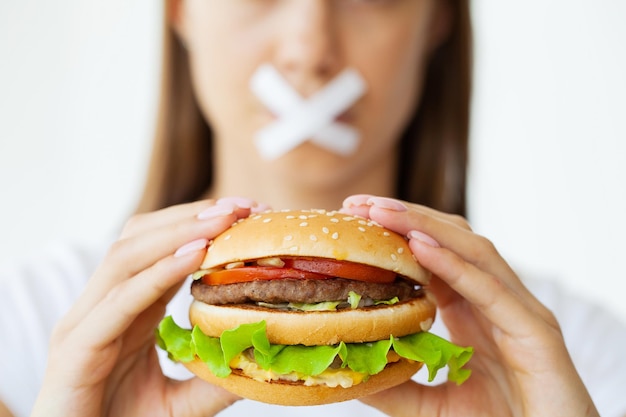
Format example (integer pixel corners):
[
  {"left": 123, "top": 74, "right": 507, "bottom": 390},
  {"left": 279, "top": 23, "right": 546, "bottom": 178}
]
[{"left": 31, "top": 197, "right": 265, "bottom": 417}]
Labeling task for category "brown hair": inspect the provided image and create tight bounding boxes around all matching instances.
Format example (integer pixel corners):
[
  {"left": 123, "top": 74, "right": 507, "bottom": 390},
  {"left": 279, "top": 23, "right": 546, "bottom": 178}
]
[{"left": 136, "top": 0, "right": 472, "bottom": 216}]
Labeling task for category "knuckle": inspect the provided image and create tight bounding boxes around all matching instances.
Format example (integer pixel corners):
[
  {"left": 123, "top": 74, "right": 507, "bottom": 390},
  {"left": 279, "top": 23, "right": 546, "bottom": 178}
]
[
  {"left": 120, "top": 213, "right": 147, "bottom": 237},
  {"left": 104, "top": 239, "right": 129, "bottom": 263},
  {"left": 50, "top": 316, "right": 73, "bottom": 345},
  {"left": 476, "top": 234, "right": 498, "bottom": 254},
  {"left": 448, "top": 213, "right": 472, "bottom": 231},
  {"left": 540, "top": 307, "right": 561, "bottom": 331},
  {"left": 468, "top": 234, "right": 499, "bottom": 264}
]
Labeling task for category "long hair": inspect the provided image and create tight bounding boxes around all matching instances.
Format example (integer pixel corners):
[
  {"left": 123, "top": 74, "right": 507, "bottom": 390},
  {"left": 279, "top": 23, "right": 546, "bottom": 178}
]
[{"left": 136, "top": 0, "right": 472, "bottom": 216}]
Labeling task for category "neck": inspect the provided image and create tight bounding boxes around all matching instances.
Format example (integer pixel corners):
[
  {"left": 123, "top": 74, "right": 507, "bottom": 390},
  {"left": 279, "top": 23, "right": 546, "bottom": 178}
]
[{"left": 208, "top": 142, "right": 397, "bottom": 211}]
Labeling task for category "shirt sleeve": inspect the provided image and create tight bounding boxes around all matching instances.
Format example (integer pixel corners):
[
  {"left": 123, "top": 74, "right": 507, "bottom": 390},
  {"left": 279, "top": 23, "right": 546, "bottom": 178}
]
[
  {"left": 0, "top": 241, "right": 105, "bottom": 417},
  {"left": 525, "top": 277, "right": 626, "bottom": 417}
]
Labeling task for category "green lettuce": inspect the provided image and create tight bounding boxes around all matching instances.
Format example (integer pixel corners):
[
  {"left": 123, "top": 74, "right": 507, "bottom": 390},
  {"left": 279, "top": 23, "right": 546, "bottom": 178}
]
[{"left": 156, "top": 316, "right": 473, "bottom": 385}]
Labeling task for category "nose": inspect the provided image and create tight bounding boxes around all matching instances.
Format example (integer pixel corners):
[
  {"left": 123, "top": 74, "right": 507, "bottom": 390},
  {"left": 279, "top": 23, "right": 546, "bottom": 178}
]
[{"left": 273, "top": 1, "right": 341, "bottom": 94}]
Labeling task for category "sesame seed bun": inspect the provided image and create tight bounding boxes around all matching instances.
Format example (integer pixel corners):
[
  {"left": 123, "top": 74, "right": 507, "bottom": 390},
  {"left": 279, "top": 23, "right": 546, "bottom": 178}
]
[
  {"left": 201, "top": 209, "right": 430, "bottom": 285},
  {"left": 186, "top": 209, "right": 436, "bottom": 405}
]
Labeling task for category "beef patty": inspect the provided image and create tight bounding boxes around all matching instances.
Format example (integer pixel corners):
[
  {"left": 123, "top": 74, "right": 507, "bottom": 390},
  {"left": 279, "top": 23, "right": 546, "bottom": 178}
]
[{"left": 191, "top": 278, "right": 421, "bottom": 305}]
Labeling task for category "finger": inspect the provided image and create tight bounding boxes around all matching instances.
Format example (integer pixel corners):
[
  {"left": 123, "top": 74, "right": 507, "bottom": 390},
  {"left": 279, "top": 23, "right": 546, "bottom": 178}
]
[
  {"left": 410, "top": 238, "right": 559, "bottom": 343},
  {"left": 121, "top": 197, "right": 262, "bottom": 240},
  {"left": 168, "top": 378, "right": 241, "bottom": 417},
  {"left": 72, "top": 242, "right": 207, "bottom": 353},
  {"left": 359, "top": 379, "right": 444, "bottom": 417},
  {"left": 344, "top": 195, "right": 536, "bottom": 306},
  {"left": 121, "top": 199, "right": 217, "bottom": 239},
  {"left": 343, "top": 194, "right": 467, "bottom": 228},
  {"left": 64, "top": 208, "right": 242, "bottom": 331}
]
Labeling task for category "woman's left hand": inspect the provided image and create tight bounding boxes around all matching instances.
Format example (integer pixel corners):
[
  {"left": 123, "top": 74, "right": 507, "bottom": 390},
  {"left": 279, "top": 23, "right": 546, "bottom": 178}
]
[{"left": 341, "top": 194, "right": 599, "bottom": 417}]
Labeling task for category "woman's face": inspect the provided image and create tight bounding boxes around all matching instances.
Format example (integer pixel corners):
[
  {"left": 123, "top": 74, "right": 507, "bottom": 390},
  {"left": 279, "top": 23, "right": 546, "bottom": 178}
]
[{"left": 174, "top": 0, "right": 448, "bottom": 188}]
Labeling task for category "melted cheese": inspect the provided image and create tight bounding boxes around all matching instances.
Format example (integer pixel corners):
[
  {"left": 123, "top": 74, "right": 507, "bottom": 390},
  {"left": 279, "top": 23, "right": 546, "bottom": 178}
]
[
  {"left": 230, "top": 354, "right": 367, "bottom": 388},
  {"left": 230, "top": 351, "right": 403, "bottom": 388}
]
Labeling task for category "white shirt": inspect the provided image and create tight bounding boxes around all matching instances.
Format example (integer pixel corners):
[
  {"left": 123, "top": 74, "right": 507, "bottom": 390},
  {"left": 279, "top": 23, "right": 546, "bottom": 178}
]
[{"left": 1, "top": 240, "right": 626, "bottom": 417}]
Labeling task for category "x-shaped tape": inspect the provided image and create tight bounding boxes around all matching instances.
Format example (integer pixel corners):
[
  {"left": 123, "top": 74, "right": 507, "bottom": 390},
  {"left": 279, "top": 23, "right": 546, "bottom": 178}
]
[{"left": 250, "top": 64, "right": 367, "bottom": 160}]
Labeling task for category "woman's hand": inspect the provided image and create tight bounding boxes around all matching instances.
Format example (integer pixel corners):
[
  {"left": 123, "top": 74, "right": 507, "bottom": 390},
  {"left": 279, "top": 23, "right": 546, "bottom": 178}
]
[
  {"left": 342, "top": 195, "right": 599, "bottom": 417},
  {"left": 31, "top": 197, "right": 265, "bottom": 417}
]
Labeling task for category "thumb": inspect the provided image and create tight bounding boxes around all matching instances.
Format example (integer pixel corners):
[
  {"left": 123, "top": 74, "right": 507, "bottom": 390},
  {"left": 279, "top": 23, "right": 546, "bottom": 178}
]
[
  {"left": 359, "top": 380, "right": 443, "bottom": 417},
  {"left": 169, "top": 378, "right": 241, "bottom": 417}
]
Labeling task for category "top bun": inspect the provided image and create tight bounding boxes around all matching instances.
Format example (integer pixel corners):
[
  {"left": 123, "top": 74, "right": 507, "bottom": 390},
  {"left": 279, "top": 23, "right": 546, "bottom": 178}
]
[{"left": 202, "top": 209, "right": 430, "bottom": 285}]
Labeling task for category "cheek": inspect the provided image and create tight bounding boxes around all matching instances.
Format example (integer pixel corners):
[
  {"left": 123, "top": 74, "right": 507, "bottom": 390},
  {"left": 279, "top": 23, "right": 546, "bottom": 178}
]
[
  {"left": 185, "top": 17, "right": 267, "bottom": 137},
  {"left": 355, "top": 27, "right": 431, "bottom": 152}
]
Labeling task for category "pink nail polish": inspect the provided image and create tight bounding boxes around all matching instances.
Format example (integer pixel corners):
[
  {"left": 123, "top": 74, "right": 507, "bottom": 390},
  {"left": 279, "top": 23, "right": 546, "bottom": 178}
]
[
  {"left": 367, "top": 197, "right": 408, "bottom": 212},
  {"left": 216, "top": 196, "right": 256, "bottom": 209},
  {"left": 197, "top": 203, "right": 235, "bottom": 220},
  {"left": 407, "top": 230, "right": 440, "bottom": 248},
  {"left": 175, "top": 238, "right": 208, "bottom": 257},
  {"left": 342, "top": 194, "right": 373, "bottom": 208}
]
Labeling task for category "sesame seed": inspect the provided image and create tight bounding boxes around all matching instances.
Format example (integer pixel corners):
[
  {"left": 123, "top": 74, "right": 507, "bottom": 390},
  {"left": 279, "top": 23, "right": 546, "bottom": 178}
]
[
  {"left": 300, "top": 222, "right": 308, "bottom": 227},
  {"left": 358, "top": 227, "right": 366, "bottom": 232},
  {"left": 310, "top": 235, "right": 318, "bottom": 241},
  {"left": 331, "top": 232, "right": 339, "bottom": 240},
  {"left": 343, "top": 217, "right": 354, "bottom": 221},
  {"left": 330, "top": 218, "right": 339, "bottom": 223},
  {"left": 391, "top": 254, "right": 398, "bottom": 261},
  {"left": 383, "top": 232, "right": 390, "bottom": 237},
  {"left": 263, "top": 218, "right": 272, "bottom": 223},
  {"left": 299, "top": 215, "right": 308, "bottom": 220},
  {"left": 289, "top": 246, "right": 299, "bottom": 251},
  {"left": 284, "top": 235, "right": 293, "bottom": 241},
  {"left": 252, "top": 215, "right": 262, "bottom": 220},
  {"left": 358, "top": 220, "right": 367, "bottom": 225},
  {"left": 397, "top": 248, "right": 404, "bottom": 254},
  {"left": 420, "top": 318, "right": 434, "bottom": 332},
  {"left": 286, "top": 215, "right": 295, "bottom": 219},
  {"left": 224, "top": 235, "right": 231, "bottom": 241},
  {"left": 322, "top": 227, "right": 330, "bottom": 234}
]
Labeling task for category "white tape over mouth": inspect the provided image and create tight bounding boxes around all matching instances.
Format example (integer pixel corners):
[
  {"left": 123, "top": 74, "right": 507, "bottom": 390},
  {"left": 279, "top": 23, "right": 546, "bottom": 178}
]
[{"left": 250, "top": 64, "right": 367, "bottom": 160}]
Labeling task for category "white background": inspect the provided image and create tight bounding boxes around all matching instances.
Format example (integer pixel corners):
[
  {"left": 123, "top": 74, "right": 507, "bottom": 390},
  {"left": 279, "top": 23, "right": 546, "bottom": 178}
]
[{"left": 1, "top": 1, "right": 625, "bottom": 323}]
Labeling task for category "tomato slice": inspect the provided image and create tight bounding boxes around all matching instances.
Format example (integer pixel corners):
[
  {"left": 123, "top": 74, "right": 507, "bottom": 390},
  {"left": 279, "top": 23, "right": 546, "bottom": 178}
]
[
  {"left": 284, "top": 258, "right": 396, "bottom": 284},
  {"left": 201, "top": 267, "right": 330, "bottom": 286},
  {"left": 201, "top": 258, "right": 397, "bottom": 285}
]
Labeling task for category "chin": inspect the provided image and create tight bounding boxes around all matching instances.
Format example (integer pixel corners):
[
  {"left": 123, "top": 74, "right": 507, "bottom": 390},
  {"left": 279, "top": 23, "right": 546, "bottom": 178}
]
[{"left": 268, "top": 144, "right": 369, "bottom": 190}]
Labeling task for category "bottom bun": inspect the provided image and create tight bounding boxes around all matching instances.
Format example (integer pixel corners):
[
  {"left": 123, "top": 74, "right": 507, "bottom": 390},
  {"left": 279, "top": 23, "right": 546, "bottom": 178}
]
[{"left": 184, "top": 358, "right": 423, "bottom": 406}]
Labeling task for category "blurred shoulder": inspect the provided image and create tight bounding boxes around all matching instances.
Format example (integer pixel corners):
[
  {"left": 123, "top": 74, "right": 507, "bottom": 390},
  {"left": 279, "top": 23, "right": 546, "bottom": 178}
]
[
  {"left": 0, "top": 238, "right": 110, "bottom": 417},
  {"left": 522, "top": 272, "right": 626, "bottom": 417}
]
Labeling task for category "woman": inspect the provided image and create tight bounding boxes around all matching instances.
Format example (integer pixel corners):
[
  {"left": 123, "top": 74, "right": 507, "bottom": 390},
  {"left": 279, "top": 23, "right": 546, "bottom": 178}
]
[{"left": 1, "top": 0, "right": 624, "bottom": 416}]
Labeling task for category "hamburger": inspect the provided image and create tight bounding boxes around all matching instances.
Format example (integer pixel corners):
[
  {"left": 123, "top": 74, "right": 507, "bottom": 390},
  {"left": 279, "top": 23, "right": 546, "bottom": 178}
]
[{"left": 157, "top": 209, "right": 473, "bottom": 406}]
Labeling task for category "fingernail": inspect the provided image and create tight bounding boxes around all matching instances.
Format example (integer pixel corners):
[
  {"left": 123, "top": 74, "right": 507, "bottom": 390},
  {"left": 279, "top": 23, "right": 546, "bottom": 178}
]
[
  {"left": 367, "top": 197, "right": 408, "bottom": 212},
  {"left": 342, "top": 194, "right": 374, "bottom": 208},
  {"left": 197, "top": 202, "right": 236, "bottom": 220},
  {"left": 175, "top": 238, "right": 208, "bottom": 257},
  {"left": 217, "top": 196, "right": 256, "bottom": 209},
  {"left": 407, "top": 230, "right": 440, "bottom": 248}
]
